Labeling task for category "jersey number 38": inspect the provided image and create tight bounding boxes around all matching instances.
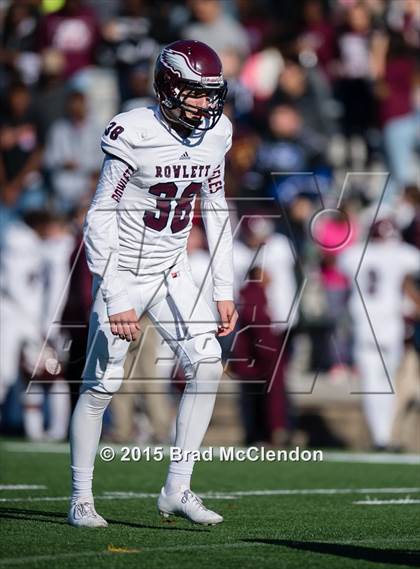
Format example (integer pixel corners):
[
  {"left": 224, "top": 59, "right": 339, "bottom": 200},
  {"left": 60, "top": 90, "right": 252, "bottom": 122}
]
[{"left": 143, "top": 182, "right": 201, "bottom": 234}]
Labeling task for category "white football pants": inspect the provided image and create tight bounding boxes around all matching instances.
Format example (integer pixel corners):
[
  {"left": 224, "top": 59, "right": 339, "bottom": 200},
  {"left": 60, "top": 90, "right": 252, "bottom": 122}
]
[{"left": 70, "top": 259, "right": 222, "bottom": 484}]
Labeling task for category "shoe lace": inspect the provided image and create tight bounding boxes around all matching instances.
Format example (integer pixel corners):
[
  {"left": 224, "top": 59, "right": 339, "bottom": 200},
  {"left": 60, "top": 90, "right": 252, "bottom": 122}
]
[
  {"left": 182, "top": 490, "right": 207, "bottom": 511},
  {"left": 75, "top": 502, "right": 97, "bottom": 518}
]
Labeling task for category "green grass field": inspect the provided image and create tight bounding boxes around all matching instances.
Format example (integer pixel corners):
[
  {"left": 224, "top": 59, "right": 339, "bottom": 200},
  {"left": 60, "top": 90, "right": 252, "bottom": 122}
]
[{"left": 1, "top": 440, "right": 419, "bottom": 569}]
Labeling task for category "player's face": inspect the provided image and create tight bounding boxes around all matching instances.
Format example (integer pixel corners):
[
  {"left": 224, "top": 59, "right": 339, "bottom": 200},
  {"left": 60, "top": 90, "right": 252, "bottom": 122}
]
[{"left": 182, "top": 90, "right": 210, "bottom": 121}]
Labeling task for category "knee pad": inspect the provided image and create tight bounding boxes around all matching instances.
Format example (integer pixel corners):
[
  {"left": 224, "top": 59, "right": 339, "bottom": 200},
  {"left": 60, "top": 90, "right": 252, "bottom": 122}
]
[
  {"left": 180, "top": 333, "right": 223, "bottom": 381},
  {"left": 182, "top": 333, "right": 221, "bottom": 366}
]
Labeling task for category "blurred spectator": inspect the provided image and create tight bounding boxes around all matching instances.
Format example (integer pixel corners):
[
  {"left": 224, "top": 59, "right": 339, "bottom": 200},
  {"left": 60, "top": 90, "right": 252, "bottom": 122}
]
[
  {"left": 0, "top": 212, "right": 45, "bottom": 408},
  {"left": 38, "top": 0, "right": 100, "bottom": 79},
  {"left": 312, "top": 204, "right": 359, "bottom": 370},
  {"left": 224, "top": 127, "right": 260, "bottom": 199},
  {"left": 400, "top": 186, "right": 420, "bottom": 250},
  {"left": 231, "top": 267, "right": 289, "bottom": 445},
  {"left": 236, "top": 0, "right": 273, "bottom": 53},
  {"left": 182, "top": 0, "right": 250, "bottom": 58},
  {"left": 255, "top": 103, "right": 328, "bottom": 202},
  {"left": 234, "top": 216, "right": 297, "bottom": 330},
  {"left": 372, "top": 0, "right": 419, "bottom": 199},
  {"left": 220, "top": 48, "right": 253, "bottom": 124},
  {"left": 0, "top": 0, "right": 41, "bottom": 86},
  {"left": 100, "top": 0, "right": 158, "bottom": 104},
  {"left": 339, "top": 213, "right": 420, "bottom": 450},
  {"left": 0, "top": 82, "right": 45, "bottom": 215},
  {"left": 240, "top": 44, "right": 284, "bottom": 101},
  {"left": 333, "top": 2, "right": 376, "bottom": 156},
  {"left": 61, "top": 204, "right": 92, "bottom": 412},
  {"left": 32, "top": 51, "right": 69, "bottom": 135},
  {"left": 298, "top": 0, "right": 336, "bottom": 80},
  {"left": 0, "top": 210, "right": 73, "bottom": 440},
  {"left": 44, "top": 89, "right": 102, "bottom": 211},
  {"left": 232, "top": 216, "right": 296, "bottom": 441},
  {"left": 121, "top": 63, "right": 155, "bottom": 112},
  {"left": 269, "top": 56, "right": 337, "bottom": 137}
]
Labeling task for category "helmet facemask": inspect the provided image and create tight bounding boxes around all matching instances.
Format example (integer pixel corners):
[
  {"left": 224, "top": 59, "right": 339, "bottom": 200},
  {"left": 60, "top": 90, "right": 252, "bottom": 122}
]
[{"left": 160, "top": 80, "right": 227, "bottom": 132}]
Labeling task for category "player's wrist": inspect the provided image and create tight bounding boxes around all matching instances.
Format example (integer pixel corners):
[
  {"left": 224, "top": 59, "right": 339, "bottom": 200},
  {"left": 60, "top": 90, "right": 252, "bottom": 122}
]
[
  {"left": 106, "top": 293, "right": 134, "bottom": 318},
  {"left": 213, "top": 286, "right": 234, "bottom": 302}
]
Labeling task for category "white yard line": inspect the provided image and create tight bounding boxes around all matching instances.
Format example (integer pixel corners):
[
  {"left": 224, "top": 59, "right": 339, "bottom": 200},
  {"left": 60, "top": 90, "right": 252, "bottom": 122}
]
[
  {"left": 354, "top": 498, "right": 420, "bottom": 505},
  {"left": 324, "top": 452, "right": 420, "bottom": 465},
  {"left": 0, "top": 485, "right": 47, "bottom": 491},
  {"left": 210, "top": 488, "right": 420, "bottom": 496},
  {"left": 1, "top": 487, "right": 420, "bottom": 503},
  {"left": 2, "top": 442, "right": 70, "bottom": 454}
]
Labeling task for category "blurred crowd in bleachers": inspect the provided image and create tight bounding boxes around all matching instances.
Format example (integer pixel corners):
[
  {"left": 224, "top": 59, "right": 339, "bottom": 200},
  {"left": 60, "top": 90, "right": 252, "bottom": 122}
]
[{"left": 0, "top": 0, "right": 419, "bottom": 450}]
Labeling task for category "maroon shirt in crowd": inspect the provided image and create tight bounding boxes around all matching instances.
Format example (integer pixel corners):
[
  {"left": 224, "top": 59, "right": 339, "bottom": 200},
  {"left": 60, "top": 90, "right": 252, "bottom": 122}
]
[
  {"left": 232, "top": 281, "right": 287, "bottom": 432},
  {"left": 38, "top": 5, "right": 99, "bottom": 79},
  {"left": 379, "top": 56, "right": 416, "bottom": 125}
]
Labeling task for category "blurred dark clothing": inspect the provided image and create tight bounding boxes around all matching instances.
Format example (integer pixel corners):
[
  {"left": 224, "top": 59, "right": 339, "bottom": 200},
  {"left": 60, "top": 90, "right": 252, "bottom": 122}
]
[
  {"left": 1, "top": 3, "right": 40, "bottom": 52},
  {"left": 378, "top": 57, "right": 416, "bottom": 126},
  {"left": 100, "top": 11, "right": 157, "bottom": 102},
  {"left": 0, "top": 110, "right": 44, "bottom": 182},
  {"left": 270, "top": 68, "right": 337, "bottom": 136},
  {"left": 232, "top": 280, "right": 287, "bottom": 444},
  {"left": 257, "top": 124, "right": 326, "bottom": 174},
  {"left": 61, "top": 234, "right": 92, "bottom": 410},
  {"left": 61, "top": 235, "right": 92, "bottom": 325},
  {"left": 33, "top": 82, "right": 68, "bottom": 135},
  {"left": 299, "top": 20, "right": 336, "bottom": 78},
  {"left": 334, "top": 24, "right": 376, "bottom": 135},
  {"left": 402, "top": 209, "right": 420, "bottom": 250}
]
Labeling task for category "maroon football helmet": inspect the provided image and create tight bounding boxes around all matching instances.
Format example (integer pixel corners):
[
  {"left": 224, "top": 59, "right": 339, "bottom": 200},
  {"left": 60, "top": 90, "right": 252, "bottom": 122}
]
[{"left": 154, "top": 40, "right": 227, "bottom": 131}]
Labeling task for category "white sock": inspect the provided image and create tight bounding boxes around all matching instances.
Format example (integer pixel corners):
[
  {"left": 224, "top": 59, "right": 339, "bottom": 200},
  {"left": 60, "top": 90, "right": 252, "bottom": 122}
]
[
  {"left": 70, "top": 466, "right": 94, "bottom": 502},
  {"left": 70, "top": 389, "right": 112, "bottom": 502},
  {"left": 164, "top": 358, "right": 222, "bottom": 495},
  {"left": 165, "top": 460, "right": 194, "bottom": 495}
]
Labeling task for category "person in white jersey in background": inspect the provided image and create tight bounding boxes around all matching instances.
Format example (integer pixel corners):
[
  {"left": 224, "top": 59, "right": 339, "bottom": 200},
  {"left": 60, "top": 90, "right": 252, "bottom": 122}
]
[
  {"left": 68, "top": 40, "right": 237, "bottom": 527},
  {"left": 339, "top": 214, "right": 420, "bottom": 450}
]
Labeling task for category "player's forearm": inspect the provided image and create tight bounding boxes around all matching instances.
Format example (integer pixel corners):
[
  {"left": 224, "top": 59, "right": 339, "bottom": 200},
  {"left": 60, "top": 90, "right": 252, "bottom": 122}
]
[
  {"left": 201, "top": 196, "right": 234, "bottom": 301},
  {"left": 83, "top": 156, "right": 134, "bottom": 315}
]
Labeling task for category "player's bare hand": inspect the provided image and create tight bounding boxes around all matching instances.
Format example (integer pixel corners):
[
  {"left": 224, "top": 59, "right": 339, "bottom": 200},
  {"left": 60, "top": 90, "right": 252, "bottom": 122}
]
[
  {"left": 109, "top": 308, "right": 140, "bottom": 342},
  {"left": 216, "top": 300, "right": 238, "bottom": 337}
]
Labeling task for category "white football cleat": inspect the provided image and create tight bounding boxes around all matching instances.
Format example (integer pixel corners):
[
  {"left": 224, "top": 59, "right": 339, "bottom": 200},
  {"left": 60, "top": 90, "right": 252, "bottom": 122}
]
[
  {"left": 67, "top": 500, "right": 108, "bottom": 528},
  {"left": 158, "top": 486, "right": 223, "bottom": 525}
]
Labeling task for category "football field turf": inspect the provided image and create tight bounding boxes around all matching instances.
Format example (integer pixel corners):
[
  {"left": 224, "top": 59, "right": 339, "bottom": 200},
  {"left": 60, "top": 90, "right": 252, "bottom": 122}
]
[{"left": 1, "top": 440, "right": 419, "bottom": 569}]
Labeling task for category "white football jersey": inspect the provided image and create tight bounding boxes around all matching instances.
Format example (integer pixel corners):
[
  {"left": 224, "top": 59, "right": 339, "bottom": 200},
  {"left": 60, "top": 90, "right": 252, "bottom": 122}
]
[
  {"left": 339, "top": 239, "right": 420, "bottom": 343},
  {"left": 84, "top": 105, "right": 233, "bottom": 316},
  {"left": 233, "top": 233, "right": 297, "bottom": 329},
  {"left": 0, "top": 221, "right": 44, "bottom": 327}
]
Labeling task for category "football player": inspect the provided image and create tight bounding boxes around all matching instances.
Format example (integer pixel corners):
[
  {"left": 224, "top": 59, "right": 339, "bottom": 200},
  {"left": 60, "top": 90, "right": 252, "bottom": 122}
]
[
  {"left": 68, "top": 40, "right": 237, "bottom": 527},
  {"left": 339, "top": 215, "right": 420, "bottom": 450}
]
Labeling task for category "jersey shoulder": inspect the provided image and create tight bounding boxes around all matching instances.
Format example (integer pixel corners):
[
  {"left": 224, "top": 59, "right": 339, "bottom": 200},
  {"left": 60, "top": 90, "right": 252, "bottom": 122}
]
[
  {"left": 208, "top": 113, "right": 233, "bottom": 154},
  {"left": 101, "top": 105, "right": 159, "bottom": 170}
]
